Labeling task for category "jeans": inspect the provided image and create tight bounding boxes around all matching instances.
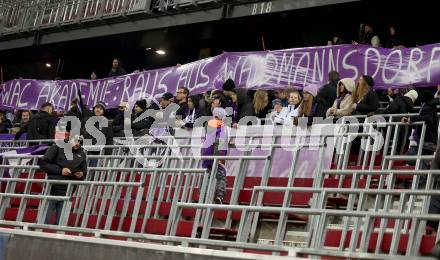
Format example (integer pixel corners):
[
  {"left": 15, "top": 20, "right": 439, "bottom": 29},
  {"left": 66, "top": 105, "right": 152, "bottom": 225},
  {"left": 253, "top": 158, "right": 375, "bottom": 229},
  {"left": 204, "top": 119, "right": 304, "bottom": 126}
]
[{"left": 45, "top": 201, "right": 64, "bottom": 225}]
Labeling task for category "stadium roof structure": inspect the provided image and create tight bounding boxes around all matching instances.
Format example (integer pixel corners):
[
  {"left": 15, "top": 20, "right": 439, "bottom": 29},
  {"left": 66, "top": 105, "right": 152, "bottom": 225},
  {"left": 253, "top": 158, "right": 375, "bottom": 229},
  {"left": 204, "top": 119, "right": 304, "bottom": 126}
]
[{"left": 0, "top": 0, "right": 357, "bottom": 51}]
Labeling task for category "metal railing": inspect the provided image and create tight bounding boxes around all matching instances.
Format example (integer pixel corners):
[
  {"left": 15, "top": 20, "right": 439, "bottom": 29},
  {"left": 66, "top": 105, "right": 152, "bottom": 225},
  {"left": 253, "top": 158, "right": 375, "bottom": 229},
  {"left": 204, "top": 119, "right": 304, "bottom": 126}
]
[{"left": 0, "top": 120, "right": 439, "bottom": 258}]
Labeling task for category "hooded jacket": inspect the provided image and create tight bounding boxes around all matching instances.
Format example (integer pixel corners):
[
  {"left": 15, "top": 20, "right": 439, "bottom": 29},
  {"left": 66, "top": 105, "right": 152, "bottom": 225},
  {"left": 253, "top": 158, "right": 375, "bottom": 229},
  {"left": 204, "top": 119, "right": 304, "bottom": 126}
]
[
  {"left": 27, "top": 111, "right": 56, "bottom": 140},
  {"left": 326, "top": 78, "right": 356, "bottom": 118},
  {"left": 410, "top": 99, "right": 438, "bottom": 145}
]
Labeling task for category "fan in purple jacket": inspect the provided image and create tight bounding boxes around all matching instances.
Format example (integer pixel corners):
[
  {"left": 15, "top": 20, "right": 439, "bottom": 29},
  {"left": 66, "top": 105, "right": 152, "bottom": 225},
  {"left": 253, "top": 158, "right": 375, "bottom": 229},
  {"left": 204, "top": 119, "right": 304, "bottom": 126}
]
[{"left": 201, "top": 107, "right": 228, "bottom": 204}]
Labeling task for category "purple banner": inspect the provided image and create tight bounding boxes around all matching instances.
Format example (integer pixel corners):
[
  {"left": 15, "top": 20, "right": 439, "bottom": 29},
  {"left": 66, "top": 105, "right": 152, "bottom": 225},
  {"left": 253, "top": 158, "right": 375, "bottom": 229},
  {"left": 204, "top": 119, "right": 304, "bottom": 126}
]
[{"left": 1, "top": 43, "right": 440, "bottom": 111}]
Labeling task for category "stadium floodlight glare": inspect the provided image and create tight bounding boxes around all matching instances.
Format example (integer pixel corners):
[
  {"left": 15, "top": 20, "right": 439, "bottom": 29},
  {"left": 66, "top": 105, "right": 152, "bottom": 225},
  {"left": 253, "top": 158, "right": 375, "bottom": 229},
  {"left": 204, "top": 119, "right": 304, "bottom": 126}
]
[
  {"left": 156, "top": 49, "right": 166, "bottom": 55},
  {"left": 45, "top": 63, "right": 52, "bottom": 68}
]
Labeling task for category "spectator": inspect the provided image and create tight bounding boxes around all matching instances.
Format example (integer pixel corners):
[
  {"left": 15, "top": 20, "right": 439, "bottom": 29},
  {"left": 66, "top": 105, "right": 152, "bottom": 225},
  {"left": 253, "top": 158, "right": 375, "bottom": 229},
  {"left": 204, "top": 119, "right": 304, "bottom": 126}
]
[
  {"left": 402, "top": 91, "right": 438, "bottom": 150},
  {"left": 14, "top": 110, "right": 32, "bottom": 140},
  {"left": 175, "top": 87, "right": 189, "bottom": 118},
  {"left": 351, "top": 75, "right": 380, "bottom": 116},
  {"left": 65, "top": 98, "right": 93, "bottom": 134},
  {"left": 90, "top": 71, "right": 98, "bottom": 80},
  {"left": 199, "top": 92, "right": 209, "bottom": 114},
  {"left": 270, "top": 99, "right": 283, "bottom": 123},
  {"left": 273, "top": 90, "right": 302, "bottom": 125},
  {"left": 357, "top": 23, "right": 380, "bottom": 47},
  {"left": 66, "top": 98, "right": 93, "bottom": 119},
  {"left": 330, "top": 35, "right": 345, "bottom": 45},
  {"left": 5, "top": 110, "right": 15, "bottom": 124},
  {"left": 252, "top": 90, "right": 272, "bottom": 119},
  {"left": 108, "top": 58, "right": 126, "bottom": 77},
  {"left": 176, "top": 95, "right": 205, "bottom": 129},
  {"left": 222, "top": 79, "right": 252, "bottom": 122},
  {"left": 326, "top": 78, "right": 356, "bottom": 118},
  {"left": 386, "top": 88, "right": 396, "bottom": 103},
  {"left": 296, "top": 85, "right": 326, "bottom": 125},
  {"left": 82, "top": 101, "right": 113, "bottom": 156},
  {"left": 385, "top": 26, "right": 401, "bottom": 49},
  {"left": 273, "top": 89, "right": 289, "bottom": 107},
  {"left": 210, "top": 91, "right": 227, "bottom": 112},
  {"left": 0, "top": 111, "right": 12, "bottom": 133},
  {"left": 27, "top": 102, "right": 56, "bottom": 140},
  {"left": 112, "top": 102, "right": 128, "bottom": 137},
  {"left": 317, "top": 71, "right": 339, "bottom": 111},
  {"left": 131, "top": 99, "right": 150, "bottom": 136},
  {"left": 381, "top": 89, "right": 418, "bottom": 115},
  {"left": 39, "top": 135, "right": 86, "bottom": 225},
  {"left": 202, "top": 107, "right": 228, "bottom": 204},
  {"left": 159, "top": 92, "right": 174, "bottom": 109}
]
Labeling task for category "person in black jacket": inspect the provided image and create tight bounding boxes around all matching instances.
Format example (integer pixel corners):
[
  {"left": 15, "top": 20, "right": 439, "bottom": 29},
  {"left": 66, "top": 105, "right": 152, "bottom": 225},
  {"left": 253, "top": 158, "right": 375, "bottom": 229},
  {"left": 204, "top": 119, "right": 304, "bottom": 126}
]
[
  {"left": 82, "top": 101, "right": 113, "bottom": 156},
  {"left": 0, "top": 110, "right": 12, "bottom": 133},
  {"left": 252, "top": 90, "right": 272, "bottom": 121},
  {"left": 222, "top": 79, "right": 253, "bottom": 124},
  {"left": 175, "top": 87, "right": 189, "bottom": 119},
  {"left": 402, "top": 91, "right": 438, "bottom": 148},
  {"left": 112, "top": 102, "right": 128, "bottom": 137},
  {"left": 39, "top": 135, "right": 87, "bottom": 225},
  {"left": 317, "top": 70, "right": 339, "bottom": 112},
  {"left": 352, "top": 75, "right": 380, "bottom": 115},
  {"left": 381, "top": 89, "right": 418, "bottom": 115},
  {"left": 108, "top": 58, "right": 126, "bottom": 77},
  {"left": 176, "top": 95, "right": 205, "bottom": 129},
  {"left": 27, "top": 102, "right": 56, "bottom": 141},
  {"left": 131, "top": 98, "right": 160, "bottom": 136}
]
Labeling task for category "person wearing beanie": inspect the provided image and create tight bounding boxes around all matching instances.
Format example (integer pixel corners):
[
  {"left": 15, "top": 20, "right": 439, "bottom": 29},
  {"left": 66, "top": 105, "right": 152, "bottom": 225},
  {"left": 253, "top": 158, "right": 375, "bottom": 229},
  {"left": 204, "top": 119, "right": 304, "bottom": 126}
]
[
  {"left": 326, "top": 78, "right": 356, "bottom": 118},
  {"left": 352, "top": 75, "right": 380, "bottom": 116},
  {"left": 402, "top": 90, "right": 438, "bottom": 150},
  {"left": 92, "top": 101, "right": 106, "bottom": 116},
  {"left": 201, "top": 106, "right": 228, "bottom": 204},
  {"left": 135, "top": 99, "right": 147, "bottom": 111},
  {"left": 222, "top": 78, "right": 236, "bottom": 92},
  {"left": 381, "top": 89, "right": 417, "bottom": 115},
  {"left": 296, "top": 84, "right": 326, "bottom": 125},
  {"left": 159, "top": 92, "right": 174, "bottom": 109},
  {"left": 221, "top": 78, "right": 253, "bottom": 124},
  {"left": 82, "top": 101, "right": 113, "bottom": 157},
  {"left": 131, "top": 99, "right": 151, "bottom": 136},
  {"left": 317, "top": 71, "right": 340, "bottom": 112}
]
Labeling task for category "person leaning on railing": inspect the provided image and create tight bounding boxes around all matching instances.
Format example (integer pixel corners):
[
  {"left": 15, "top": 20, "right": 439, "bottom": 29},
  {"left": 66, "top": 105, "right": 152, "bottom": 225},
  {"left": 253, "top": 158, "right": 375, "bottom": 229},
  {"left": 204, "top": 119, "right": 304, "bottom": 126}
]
[{"left": 38, "top": 135, "right": 87, "bottom": 225}]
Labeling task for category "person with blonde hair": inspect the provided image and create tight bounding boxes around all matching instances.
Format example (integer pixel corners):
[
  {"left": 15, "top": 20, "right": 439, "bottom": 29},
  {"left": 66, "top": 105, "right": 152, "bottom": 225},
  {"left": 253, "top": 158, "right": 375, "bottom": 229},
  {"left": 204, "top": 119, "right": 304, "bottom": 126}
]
[
  {"left": 273, "top": 90, "right": 302, "bottom": 125},
  {"left": 326, "top": 78, "right": 356, "bottom": 118},
  {"left": 252, "top": 90, "right": 272, "bottom": 119},
  {"left": 352, "top": 75, "right": 380, "bottom": 115}
]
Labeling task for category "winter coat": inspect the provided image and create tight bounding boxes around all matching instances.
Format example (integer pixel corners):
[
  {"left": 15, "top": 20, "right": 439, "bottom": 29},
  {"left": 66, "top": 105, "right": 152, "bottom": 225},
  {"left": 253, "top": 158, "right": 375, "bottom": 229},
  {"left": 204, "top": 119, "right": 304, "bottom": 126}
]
[
  {"left": 38, "top": 145, "right": 87, "bottom": 196},
  {"left": 27, "top": 111, "right": 56, "bottom": 140}
]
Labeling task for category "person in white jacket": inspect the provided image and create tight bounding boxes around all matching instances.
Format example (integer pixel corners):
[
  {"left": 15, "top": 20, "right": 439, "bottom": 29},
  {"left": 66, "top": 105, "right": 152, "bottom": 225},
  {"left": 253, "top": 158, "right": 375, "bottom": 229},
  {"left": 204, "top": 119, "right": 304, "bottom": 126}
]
[
  {"left": 326, "top": 78, "right": 356, "bottom": 118},
  {"left": 273, "top": 90, "right": 302, "bottom": 125}
]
